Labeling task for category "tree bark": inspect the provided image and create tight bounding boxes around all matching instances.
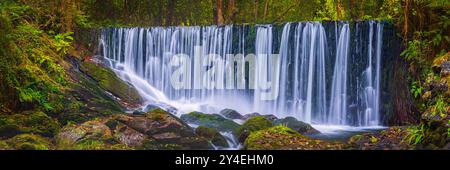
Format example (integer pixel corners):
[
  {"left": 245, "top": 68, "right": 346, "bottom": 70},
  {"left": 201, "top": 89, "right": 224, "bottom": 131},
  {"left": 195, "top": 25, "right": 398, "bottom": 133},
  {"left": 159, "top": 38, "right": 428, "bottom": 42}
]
[
  {"left": 167, "top": 0, "right": 176, "bottom": 26},
  {"left": 254, "top": 0, "right": 259, "bottom": 23},
  {"left": 226, "top": 0, "right": 236, "bottom": 24},
  {"left": 263, "top": 0, "right": 270, "bottom": 22},
  {"left": 216, "top": 0, "right": 224, "bottom": 25}
]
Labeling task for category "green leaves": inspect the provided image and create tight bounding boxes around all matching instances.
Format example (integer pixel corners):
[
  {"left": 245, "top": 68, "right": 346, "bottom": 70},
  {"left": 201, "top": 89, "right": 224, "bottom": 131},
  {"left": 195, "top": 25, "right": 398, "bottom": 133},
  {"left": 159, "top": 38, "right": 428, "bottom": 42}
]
[
  {"left": 406, "top": 124, "right": 424, "bottom": 145},
  {"left": 410, "top": 81, "right": 423, "bottom": 98},
  {"left": 54, "top": 31, "right": 74, "bottom": 55}
]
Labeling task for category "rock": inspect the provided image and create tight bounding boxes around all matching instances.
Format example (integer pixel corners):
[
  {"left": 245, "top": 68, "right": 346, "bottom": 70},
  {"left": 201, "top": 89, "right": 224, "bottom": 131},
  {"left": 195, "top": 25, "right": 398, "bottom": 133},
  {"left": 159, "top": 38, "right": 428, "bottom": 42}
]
[
  {"left": 6, "top": 134, "right": 51, "bottom": 150},
  {"left": 242, "top": 113, "right": 261, "bottom": 120},
  {"left": 195, "top": 126, "right": 228, "bottom": 148},
  {"left": 79, "top": 60, "right": 143, "bottom": 109},
  {"left": 117, "top": 109, "right": 212, "bottom": 150},
  {"left": 55, "top": 120, "right": 114, "bottom": 149},
  {"left": 107, "top": 120, "right": 146, "bottom": 147},
  {"left": 242, "top": 112, "right": 278, "bottom": 121},
  {"left": 143, "top": 104, "right": 160, "bottom": 112},
  {"left": 244, "top": 126, "right": 343, "bottom": 150},
  {"left": 237, "top": 116, "right": 272, "bottom": 143},
  {"left": 0, "top": 111, "right": 60, "bottom": 138},
  {"left": 273, "top": 117, "right": 320, "bottom": 135},
  {"left": 219, "top": 109, "right": 244, "bottom": 120},
  {"left": 180, "top": 112, "right": 240, "bottom": 132}
]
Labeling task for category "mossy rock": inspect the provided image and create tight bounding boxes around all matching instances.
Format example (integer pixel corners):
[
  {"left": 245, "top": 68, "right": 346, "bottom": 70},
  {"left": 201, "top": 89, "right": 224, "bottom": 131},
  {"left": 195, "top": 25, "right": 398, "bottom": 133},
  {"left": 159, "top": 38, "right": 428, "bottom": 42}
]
[
  {"left": 0, "top": 111, "right": 60, "bottom": 138},
  {"left": 116, "top": 109, "right": 213, "bottom": 150},
  {"left": 79, "top": 61, "right": 142, "bottom": 108},
  {"left": 219, "top": 109, "right": 243, "bottom": 119},
  {"left": 195, "top": 126, "right": 228, "bottom": 148},
  {"left": 244, "top": 125, "right": 344, "bottom": 150},
  {"left": 7, "top": 134, "right": 51, "bottom": 150},
  {"left": 71, "top": 139, "right": 131, "bottom": 150},
  {"left": 55, "top": 119, "right": 113, "bottom": 149},
  {"left": 180, "top": 112, "right": 240, "bottom": 132},
  {"left": 0, "top": 140, "right": 12, "bottom": 150},
  {"left": 273, "top": 117, "right": 320, "bottom": 135},
  {"left": 236, "top": 116, "right": 272, "bottom": 143}
]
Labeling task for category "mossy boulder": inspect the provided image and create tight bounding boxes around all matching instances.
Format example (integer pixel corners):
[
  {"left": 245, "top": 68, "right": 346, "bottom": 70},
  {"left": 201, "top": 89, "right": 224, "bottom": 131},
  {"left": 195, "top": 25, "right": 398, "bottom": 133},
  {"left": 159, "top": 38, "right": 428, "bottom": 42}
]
[
  {"left": 55, "top": 119, "right": 116, "bottom": 149},
  {"left": 244, "top": 125, "right": 344, "bottom": 150},
  {"left": 195, "top": 126, "right": 228, "bottom": 148},
  {"left": 116, "top": 109, "right": 212, "bottom": 150},
  {"left": 6, "top": 134, "right": 52, "bottom": 150},
  {"left": 273, "top": 117, "right": 320, "bottom": 135},
  {"left": 219, "top": 109, "right": 243, "bottom": 120},
  {"left": 79, "top": 60, "right": 142, "bottom": 108},
  {"left": 242, "top": 112, "right": 278, "bottom": 121},
  {"left": 180, "top": 112, "right": 240, "bottom": 132},
  {"left": 0, "top": 111, "right": 60, "bottom": 138},
  {"left": 237, "top": 116, "right": 272, "bottom": 143}
]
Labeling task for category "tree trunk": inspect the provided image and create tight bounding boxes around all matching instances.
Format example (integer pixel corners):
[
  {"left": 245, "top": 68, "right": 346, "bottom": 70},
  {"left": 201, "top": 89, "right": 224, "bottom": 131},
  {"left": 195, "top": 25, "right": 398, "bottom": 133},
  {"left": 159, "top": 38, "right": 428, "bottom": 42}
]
[
  {"left": 167, "top": 0, "right": 176, "bottom": 26},
  {"left": 254, "top": 0, "right": 259, "bottom": 23},
  {"left": 336, "top": 0, "right": 342, "bottom": 20},
  {"left": 263, "top": 0, "right": 270, "bottom": 22},
  {"left": 216, "top": 0, "right": 224, "bottom": 25},
  {"left": 226, "top": 0, "right": 236, "bottom": 24}
]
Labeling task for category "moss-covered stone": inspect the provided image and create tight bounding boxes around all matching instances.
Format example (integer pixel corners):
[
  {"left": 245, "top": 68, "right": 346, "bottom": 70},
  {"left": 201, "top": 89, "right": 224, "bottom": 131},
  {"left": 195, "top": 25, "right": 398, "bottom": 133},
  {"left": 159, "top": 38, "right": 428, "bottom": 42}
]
[
  {"left": 79, "top": 61, "right": 142, "bottom": 108},
  {"left": 237, "top": 116, "right": 272, "bottom": 143},
  {"left": 0, "top": 140, "right": 12, "bottom": 150},
  {"left": 7, "top": 134, "right": 51, "bottom": 150},
  {"left": 244, "top": 125, "right": 344, "bottom": 150},
  {"left": 195, "top": 126, "right": 228, "bottom": 148},
  {"left": 55, "top": 119, "right": 113, "bottom": 149},
  {"left": 273, "top": 117, "right": 320, "bottom": 135},
  {"left": 180, "top": 112, "right": 240, "bottom": 132},
  {"left": 219, "top": 109, "right": 243, "bottom": 119},
  {"left": 0, "top": 111, "right": 60, "bottom": 138}
]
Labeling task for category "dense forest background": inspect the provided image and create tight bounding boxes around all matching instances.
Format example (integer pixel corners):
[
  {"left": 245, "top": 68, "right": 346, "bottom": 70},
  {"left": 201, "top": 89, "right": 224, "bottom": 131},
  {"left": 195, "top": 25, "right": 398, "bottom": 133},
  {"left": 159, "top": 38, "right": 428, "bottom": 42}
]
[{"left": 0, "top": 0, "right": 449, "bottom": 150}]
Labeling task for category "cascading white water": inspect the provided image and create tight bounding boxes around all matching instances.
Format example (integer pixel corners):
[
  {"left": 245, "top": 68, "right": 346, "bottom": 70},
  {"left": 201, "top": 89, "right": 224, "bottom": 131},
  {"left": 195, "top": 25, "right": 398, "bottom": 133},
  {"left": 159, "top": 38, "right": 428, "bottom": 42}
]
[
  {"left": 328, "top": 24, "right": 349, "bottom": 125},
  {"left": 100, "top": 21, "right": 385, "bottom": 127}
]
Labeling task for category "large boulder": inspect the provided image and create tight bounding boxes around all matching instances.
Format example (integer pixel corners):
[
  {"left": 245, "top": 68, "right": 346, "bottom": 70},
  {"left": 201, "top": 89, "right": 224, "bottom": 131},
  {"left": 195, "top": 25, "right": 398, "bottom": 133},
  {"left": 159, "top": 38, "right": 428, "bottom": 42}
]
[
  {"left": 195, "top": 126, "right": 228, "bottom": 148},
  {"left": 79, "top": 60, "right": 142, "bottom": 109},
  {"left": 219, "top": 109, "right": 244, "bottom": 120},
  {"left": 56, "top": 109, "right": 212, "bottom": 150},
  {"left": 236, "top": 116, "right": 273, "bottom": 143},
  {"left": 55, "top": 119, "right": 128, "bottom": 150},
  {"left": 180, "top": 112, "right": 240, "bottom": 132},
  {"left": 244, "top": 125, "right": 344, "bottom": 150},
  {"left": 273, "top": 117, "right": 320, "bottom": 135}
]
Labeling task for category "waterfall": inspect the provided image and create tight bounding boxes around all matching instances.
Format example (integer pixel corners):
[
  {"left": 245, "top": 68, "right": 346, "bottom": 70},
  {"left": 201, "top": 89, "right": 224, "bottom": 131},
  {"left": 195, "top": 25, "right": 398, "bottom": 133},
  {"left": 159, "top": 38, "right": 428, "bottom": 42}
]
[
  {"left": 328, "top": 24, "right": 349, "bottom": 125},
  {"left": 99, "top": 21, "right": 386, "bottom": 127}
]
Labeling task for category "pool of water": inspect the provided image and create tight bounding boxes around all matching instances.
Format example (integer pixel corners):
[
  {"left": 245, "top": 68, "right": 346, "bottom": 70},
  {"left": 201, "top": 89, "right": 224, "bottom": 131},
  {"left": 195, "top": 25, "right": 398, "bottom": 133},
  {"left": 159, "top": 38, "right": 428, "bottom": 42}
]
[{"left": 308, "top": 125, "right": 387, "bottom": 142}]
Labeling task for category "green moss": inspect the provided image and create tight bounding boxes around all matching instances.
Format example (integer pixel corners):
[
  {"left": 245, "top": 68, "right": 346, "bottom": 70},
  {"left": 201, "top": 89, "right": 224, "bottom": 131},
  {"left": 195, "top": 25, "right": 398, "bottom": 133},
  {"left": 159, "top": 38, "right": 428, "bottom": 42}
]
[
  {"left": 236, "top": 116, "right": 272, "bottom": 142},
  {"left": 7, "top": 134, "right": 51, "bottom": 150},
  {"left": 0, "top": 140, "right": 12, "bottom": 150},
  {"left": 245, "top": 125, "right": 304, "bottom": 150},
  {"left": 0, "top": 111, "right": 60, "bottom": 138},
  {"left": 180, "top": 112, "right": 240, "bottom": 132},
  {"left": 195, "top": 126, "right": 228, "bottom": 148},
  {"left": 79, "top": 61, "right": 142, "bottom": 106}
]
